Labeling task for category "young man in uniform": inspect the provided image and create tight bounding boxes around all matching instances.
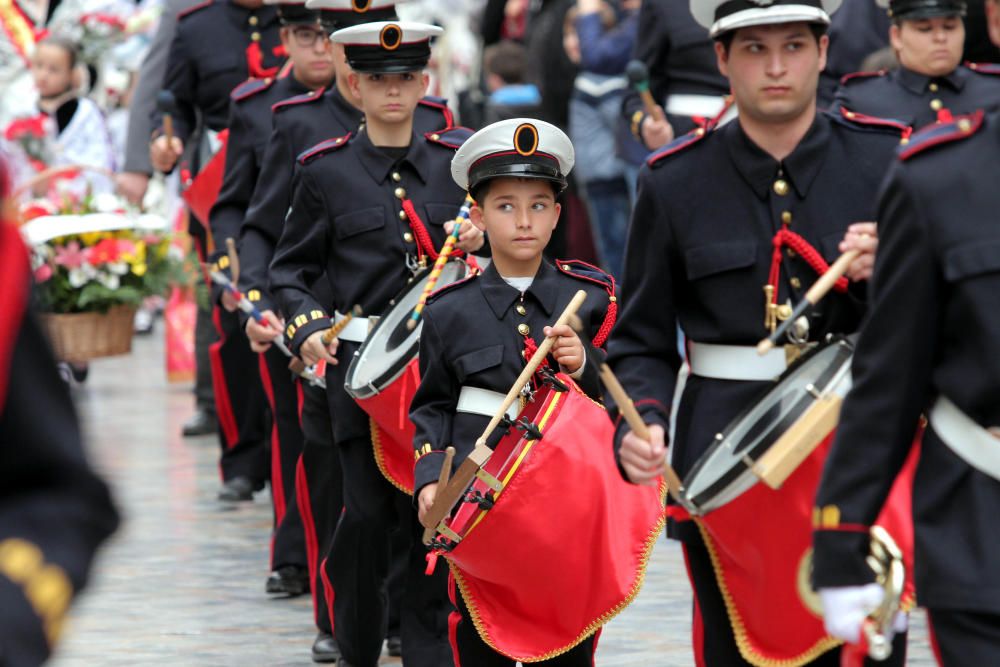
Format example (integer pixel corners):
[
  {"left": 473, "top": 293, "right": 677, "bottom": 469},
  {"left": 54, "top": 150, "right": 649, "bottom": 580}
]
[
  {"left": 811, "top": 98, "right": 1000, "bottom": 667},
  {"left": 235, "top": 1, "right": 454, "bottom": 660},
  {"left": 269, "top": 21, "right": 482, "bottom": 667},
  {"left": 608, "top": 0, "right": 908, "bottom": 663},
  {"left": 149, "top": 0, "right": 284, "bottom": 494},
  {"left": 833, "top": 0, "right": 1000, "bottom": 130},
  {"left": 209, "top": 0, "right": 339, "bottom": 616},
  {"left": 411, "top": 117, "right": 617, "bottom": 666}
]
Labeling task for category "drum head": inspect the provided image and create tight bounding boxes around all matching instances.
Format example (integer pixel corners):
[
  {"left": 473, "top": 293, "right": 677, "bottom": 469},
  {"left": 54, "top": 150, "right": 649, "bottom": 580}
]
[
  {"left": 345, "top": 260, "right": 468, "bottom": 398},
  {"left": 683, "top": 338, "right": 854, "bottom": 513}
]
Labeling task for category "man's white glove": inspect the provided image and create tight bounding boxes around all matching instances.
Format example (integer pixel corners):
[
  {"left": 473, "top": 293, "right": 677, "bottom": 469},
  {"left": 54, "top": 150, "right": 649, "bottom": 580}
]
[{"left": 819, "top": 584, "right": 908, "bottom": 644}]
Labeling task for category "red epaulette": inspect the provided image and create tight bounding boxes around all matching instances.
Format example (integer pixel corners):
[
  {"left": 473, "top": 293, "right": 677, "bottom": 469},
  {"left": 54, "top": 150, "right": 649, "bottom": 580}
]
[
  {"left": 273, "top": 87, "right": 324, "bottom": 113},
  {"left": 898, "top": 110, "right": 983, "bottom": 161},
  {"left": 418, "top": 95, "right": 455, "bottom": 128},
  {"left": 426, "top": 270, "right": 479, "bottom": 304},
  {"left": 555, "top": 259, "right": 618, "bottom": 347},
  {"left": 231, "top": 77, "right": 275, "bottom": 102},
  {"left": 425, "top": 126, "right": 473, "bottom": 149},
  {"left": 646, "top": 125, "right": 711, "bottom": 168},
  {"left": 966, "top": 61, "right": 1000, "bottom": 76},
  {"left": 297, "top": 133, "right": 352, "bottom": 165},
  {"left": 839, "top": 69, "right": 886, "bottom": 86},
  {"left": 837, "top": 107, "right": 912, "bottom": 141},
  {"left": 177, "top": 0, "right": 212, "bottom": 20}
]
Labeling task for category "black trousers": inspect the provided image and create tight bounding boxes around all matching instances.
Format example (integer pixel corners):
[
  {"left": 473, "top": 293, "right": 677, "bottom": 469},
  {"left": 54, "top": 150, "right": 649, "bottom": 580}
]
[
  {"left": 448, "top": 577, "right": 597, "bottom": 667},
  {"left": 299, "top": 381, "right": 342, "bottom": 635},
  {"left": 682, "top": 532, "right": 907, "bottom": 666},
  {"left": 210, "top": 307, "right": 268, "bottom": 484},
  {"left": 258, "top": 347, "right": 306, "bottom": 572},
  {"left": 928, "top": 609, "right": 1000, "bottom": 666},
  {"left": 328, "top": 435, "right": 452, "bottom": 667}
]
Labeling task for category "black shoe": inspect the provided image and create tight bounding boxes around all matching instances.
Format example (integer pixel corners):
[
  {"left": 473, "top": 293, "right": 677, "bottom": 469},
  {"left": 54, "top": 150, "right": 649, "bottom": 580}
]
[
  {"left": 311, "top": 632, "right": 341, "bottom": 663},
  {"left": 266, "top": 565, "right": 310, "bottom": 596},
  {"left": 335, "top": 659, "right": 356, "bottom": 667},
  {"left": 217, "top": 476, "right": 261, "bottom": 502},
  {"left": 182, "top": 408, "right": 217, "bottom": 437},
  {"left": 385, "top": 636, "right": 401, "bottom": 657}
]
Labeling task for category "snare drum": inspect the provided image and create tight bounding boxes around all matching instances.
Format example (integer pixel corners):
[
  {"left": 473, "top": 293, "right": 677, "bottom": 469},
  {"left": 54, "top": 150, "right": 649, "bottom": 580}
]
[
  {"left": 432, "top": 377, "right": 665, "bottom": 663},
  {"left": 345, "top": 259, "right": 470, "bottom": 493},
  {"left": 677, "top": 338, "right": 918, "bottom": 666}
]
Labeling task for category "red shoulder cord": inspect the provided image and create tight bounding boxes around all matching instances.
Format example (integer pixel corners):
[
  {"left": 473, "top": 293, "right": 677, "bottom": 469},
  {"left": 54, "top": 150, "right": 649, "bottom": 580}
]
[
  {"left": 401, "top": 199, "right": 466, "bottom": 263},
  {"left": 245, "top": 42, "right": 279, "bottom": 80},
  {"left": 767, "top": 229, "right": 849, "bottom": 310},
  {"left": 521, "top": 334, "right": 550, "bottom": 390},
  {"left": 592, "top": 295, "right": 617, "bottom": 348}
]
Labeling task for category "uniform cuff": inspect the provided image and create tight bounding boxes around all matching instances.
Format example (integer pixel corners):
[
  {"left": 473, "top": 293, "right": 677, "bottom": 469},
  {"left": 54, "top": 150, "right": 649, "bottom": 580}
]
[
  {"left": 285, "top": 310, "right": 331, "bottom": 355},
  {"left": 812, "top": 528, "right": 877, "bottom": 589}
]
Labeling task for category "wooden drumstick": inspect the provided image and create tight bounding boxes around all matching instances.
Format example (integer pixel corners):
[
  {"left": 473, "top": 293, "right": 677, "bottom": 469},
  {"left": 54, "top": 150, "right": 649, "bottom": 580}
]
[
  {"left": 422, "top": 446, "right": 456, "bottom": 544},
  {"left": 598, "top": 363, "right": 685, "bottom": 504},
  {"left": 321, "top": 305, "right": 362, "bottom": 346},
  {"left": 225, "top": 237, "right": 240, "bottom": 286},
  {"left": 756, "top": 248, "right": 862, "bottom": 355},
  {"left": 421, "top": 290, "right": 589, "bottom": 532}
]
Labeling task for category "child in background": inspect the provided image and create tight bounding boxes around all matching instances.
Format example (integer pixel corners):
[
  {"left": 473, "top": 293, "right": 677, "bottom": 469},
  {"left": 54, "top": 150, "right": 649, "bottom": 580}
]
[
  {"left": 31, "top": 36, "right": 116, "bottom": 196},
  {"left": 482, "top": 40, "right": 543, "bottom": 124}
]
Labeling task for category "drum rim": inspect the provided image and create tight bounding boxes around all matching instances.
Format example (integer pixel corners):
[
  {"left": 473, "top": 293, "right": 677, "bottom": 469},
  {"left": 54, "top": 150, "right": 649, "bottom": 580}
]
[
  {"left": 682, "top": 335, "right": 855, "bottom": 514},
  {"left": 344, "top": 260, "right": 467, "bottom": 399}
]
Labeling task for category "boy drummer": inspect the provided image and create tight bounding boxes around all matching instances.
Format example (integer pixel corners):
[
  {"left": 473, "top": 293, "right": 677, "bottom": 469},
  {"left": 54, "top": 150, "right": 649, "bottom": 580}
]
[
  {"left": 268, "top": 20, "right": 483, "bottom": 667},
  {"left": 410, "top": 118, "right": 618, "bottom": 666}
]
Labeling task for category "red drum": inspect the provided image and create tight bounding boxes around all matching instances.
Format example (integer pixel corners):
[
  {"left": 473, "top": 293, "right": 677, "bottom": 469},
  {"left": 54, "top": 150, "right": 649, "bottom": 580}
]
[
  {"left": 344, "top": 259, "right": 470, "bottom": 493},
  {"left": 675, "top": 338, "right": 918, "bottom": 666},
  {"left": 431, "top": 377, "right": 666, "bottom": 663}
]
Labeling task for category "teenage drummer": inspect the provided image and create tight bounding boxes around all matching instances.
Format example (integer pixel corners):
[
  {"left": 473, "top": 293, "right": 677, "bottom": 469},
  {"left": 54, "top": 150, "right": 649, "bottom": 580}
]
[
  {"left": 268, "top": 20, "right": 483, "bottom": 667},
  {"left": 832, "top": 0, "right": 1000, "bottom": 130},
  {"left": 409, "top": 118, "right": 618, "bottom": 665},
  {"left": 606, "top": 0, "right": 909, "bottom": 664}
]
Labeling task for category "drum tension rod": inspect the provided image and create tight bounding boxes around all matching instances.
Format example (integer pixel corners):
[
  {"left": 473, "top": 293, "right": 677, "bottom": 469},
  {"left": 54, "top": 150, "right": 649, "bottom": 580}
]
[
  {"left": 514, "top": 417, "right": 544, "bottom": 441},
  {"left": 538, "top": 367, "right": 569, "bottom": 392},
  {"left": 427, "top": 537, "right": 456, "bottom": 552},
  {"left": 464, "top": 489, "right": 496, "bottom": 511},
  {"left": 499, "top": 414, "right": 517, "bottom": 436}
]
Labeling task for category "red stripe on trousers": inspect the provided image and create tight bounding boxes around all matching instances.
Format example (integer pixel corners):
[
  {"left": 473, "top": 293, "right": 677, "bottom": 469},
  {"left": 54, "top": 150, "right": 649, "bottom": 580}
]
[
  {"left": 209, "top": 306, "right": 239, "bottom": 449},
  {"left": 296, "top": 379, "right": 304, "bottom": 423},
  {"left": 927, "top": 611, "right": 945, "bottom": 666},
  {"left": 296, "top": 455, "right": 320, "bottom": 622},
  {"left": 682, "top": 545, "right": 707, "bottom": 667},
  {"left": 320, "top": 556, "right": 336, "bottom": 634},
  {"left": 447, "top": 571, "right": 462, "bottom": 667},
  {"left": 257, "top": 354, "right": 286, "bottom": 523}
]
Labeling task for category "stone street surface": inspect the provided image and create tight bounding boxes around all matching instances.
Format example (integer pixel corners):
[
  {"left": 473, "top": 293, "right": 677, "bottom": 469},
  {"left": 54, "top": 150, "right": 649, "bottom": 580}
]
[{"left": 51, "top": 332, "right": 935, "bottom": 665}]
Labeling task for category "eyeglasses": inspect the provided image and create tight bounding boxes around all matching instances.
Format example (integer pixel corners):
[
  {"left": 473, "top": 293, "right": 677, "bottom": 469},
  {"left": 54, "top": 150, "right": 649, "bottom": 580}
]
[{"left": 290, "top": 26, "right": 329, "bottom": 48}]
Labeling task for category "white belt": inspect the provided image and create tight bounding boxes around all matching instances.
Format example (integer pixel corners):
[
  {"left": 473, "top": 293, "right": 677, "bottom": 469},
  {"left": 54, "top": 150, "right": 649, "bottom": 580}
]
[
  {"left": 665, "top": 94, "right": 728, "bottom": 119},
  {"left": 930, "top": 396, "right": 1000, "bottom": 482},
  {"left": 333, "top": 311, "right": 371, "bottom": 343},
  {"left": 457, "top": 386, "right": 518, "bottom": 420},
  {"left": 687, "top": 342, "right": 790, "bottom": 382}
]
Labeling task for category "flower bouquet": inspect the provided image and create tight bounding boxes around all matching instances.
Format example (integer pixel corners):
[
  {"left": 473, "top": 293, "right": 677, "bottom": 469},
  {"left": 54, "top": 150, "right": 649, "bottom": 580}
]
[
  {"left": 4, "top": 114, "right": 54, "bottom": 173},
  {"left": 21, "top": 191, "right": 200, "bottom": 362}
]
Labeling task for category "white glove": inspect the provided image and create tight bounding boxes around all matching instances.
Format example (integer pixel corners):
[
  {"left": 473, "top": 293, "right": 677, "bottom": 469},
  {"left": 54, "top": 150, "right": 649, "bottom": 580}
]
[{"left": 819, "top": 583, "right": 886, "bottom": 644}]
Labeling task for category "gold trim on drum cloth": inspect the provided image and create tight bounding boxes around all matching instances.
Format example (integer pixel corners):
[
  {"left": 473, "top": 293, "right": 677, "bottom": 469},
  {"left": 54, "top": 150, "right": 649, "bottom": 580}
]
[
  {"left": 687, "top": 341, "right": 811, "bottom": 381},
  {"left": 694, "top": 521, "right": 842, "bottom": 666},
  {"left": 930, "top": 395, "right": 1000, "bottom": 481},
  {"left": 369, "top": 419, "right": 413, "bottom": 495},
  {"left": 332, "top": 310, "right": 371, "bottom": 343}
]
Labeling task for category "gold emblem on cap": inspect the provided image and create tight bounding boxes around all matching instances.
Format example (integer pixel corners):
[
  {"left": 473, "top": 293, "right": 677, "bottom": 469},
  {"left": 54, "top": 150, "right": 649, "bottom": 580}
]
[
  {"left": 380, "top": 24, "right": 402, "bottom": 51},
  {"left": 352, "top": 0, "right": 372, "bottom": 12},
  {"left": 513, "top": 123, "right": 540, "bottom": 157}
]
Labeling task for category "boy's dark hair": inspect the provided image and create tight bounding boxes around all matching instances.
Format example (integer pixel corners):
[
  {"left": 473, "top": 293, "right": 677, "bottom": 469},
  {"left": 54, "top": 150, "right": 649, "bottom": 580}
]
[
  {"left": 716, "top": 23, "right": 827, "bottom": 54},
  {"left": 483, "top": 40, "right": 528, "bottom": 85},
  {"left": 38, "top": 35, "right": 80, "bottom": 70},
  {"left": 470, "top": 177, "right": 560, "bottom": 205}
]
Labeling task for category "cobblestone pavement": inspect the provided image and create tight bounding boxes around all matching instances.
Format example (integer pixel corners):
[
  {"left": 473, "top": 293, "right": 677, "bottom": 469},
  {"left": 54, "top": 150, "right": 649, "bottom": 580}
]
[{"left": 50, "top": 332, "right": 935, "bottom": 666}]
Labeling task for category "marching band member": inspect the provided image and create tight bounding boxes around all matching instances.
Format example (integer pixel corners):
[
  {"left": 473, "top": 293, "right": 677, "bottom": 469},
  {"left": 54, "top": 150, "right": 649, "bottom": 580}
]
[
  {"left": 269, "top": 20, "right": 482, "bottom": 667},
  {"left": 410, "top": 118, "right": 617, "bottom": 666},
  {"left": 209, "top": 0, "right": 339, "bottom": 603},
  {"left": 236, "top": 2, "right": 454, "bottom": 659},
  {"left": 812, "top": 109, "right": 1000, "bottom": 666},
  {"left": 606, "top": 0, "right": 909, "bottom": 663},
  {"left": 150, "top": 0, "right": 285, "bottom": 499},
  {"left": 833, "top": 0, "right": 1000, "bottom": 130}
]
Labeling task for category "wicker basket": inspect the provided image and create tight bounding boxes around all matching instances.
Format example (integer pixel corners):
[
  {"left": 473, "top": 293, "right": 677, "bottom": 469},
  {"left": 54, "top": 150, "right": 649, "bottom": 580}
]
[{"left": 41, "top": 304, "right": 137, "bottom": 363}]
